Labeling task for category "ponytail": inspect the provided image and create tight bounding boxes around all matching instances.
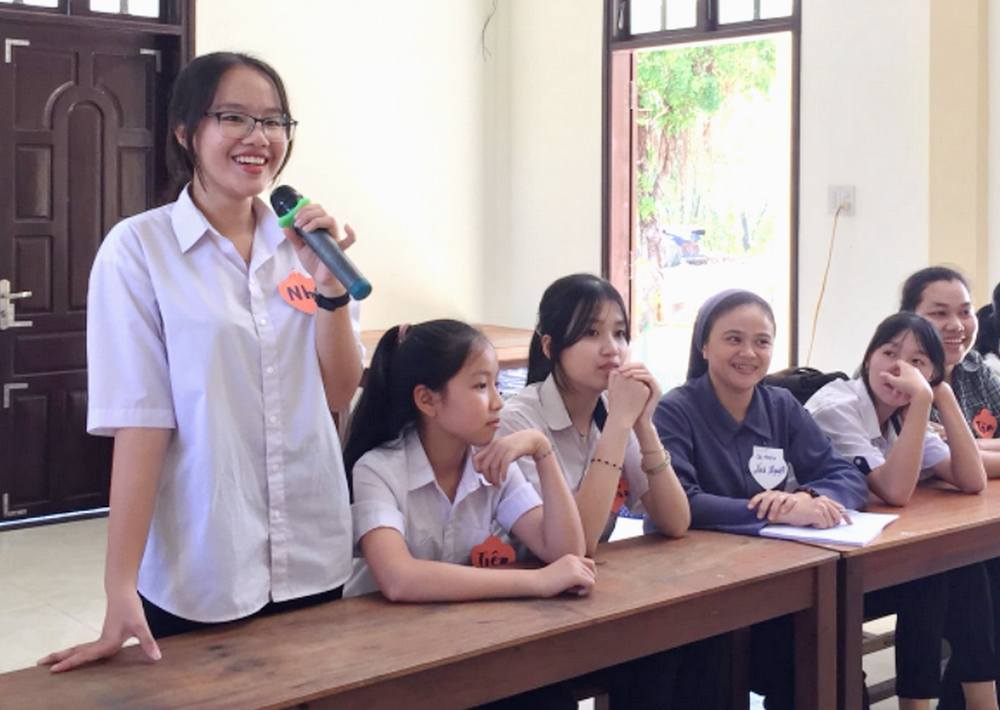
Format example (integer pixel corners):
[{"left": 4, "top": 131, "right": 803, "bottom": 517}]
[{"left": 343, "top": 320, "right": 488, "bottom": 487}]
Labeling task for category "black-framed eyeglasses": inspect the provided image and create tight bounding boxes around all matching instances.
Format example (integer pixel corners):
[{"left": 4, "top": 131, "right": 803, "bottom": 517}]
[{"left": 204, "top": 111, "right": 297, "bottom": 142}]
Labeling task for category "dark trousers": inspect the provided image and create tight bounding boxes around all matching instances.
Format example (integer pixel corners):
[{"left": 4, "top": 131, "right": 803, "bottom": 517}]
[
  {"left": 939, "top": 561, "right": 1000, "bottom": 709},
  {"left": 749, "top": 615, "right": 796, "bottom": 710},
  {"left": 140, "top": 586, "right": 344, "bottom": 639}
]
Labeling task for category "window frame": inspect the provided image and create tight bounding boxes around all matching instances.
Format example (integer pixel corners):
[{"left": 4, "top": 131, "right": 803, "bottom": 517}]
[{"left": 602, "top": 0, "right": 802, "bottom": 362}]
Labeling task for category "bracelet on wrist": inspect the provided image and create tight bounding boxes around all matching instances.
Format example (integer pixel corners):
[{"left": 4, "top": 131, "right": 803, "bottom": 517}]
[
  {"left": 642, "top": 452, "right": 672, "bottom": 475},
  {"left": 590, "top": 456, "right": 623, "bottom": 472},
  {"left": 533, "top": 448, "right": 554, "bottom": 463}
]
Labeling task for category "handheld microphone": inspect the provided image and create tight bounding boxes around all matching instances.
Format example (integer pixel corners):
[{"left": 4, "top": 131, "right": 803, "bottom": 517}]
[{"left": 270, "top": 185, "right": 372, "bottom": 300}]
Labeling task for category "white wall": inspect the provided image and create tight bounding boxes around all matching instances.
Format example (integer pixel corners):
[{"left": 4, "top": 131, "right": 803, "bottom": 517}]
[
  {"left": 483, "top": 0, "right": 605, "bottom": 329},
  {"left": 798, "top": 1, "right": 930, "bottom": 372},
  {"left": 196, "top": 0, "right": 951, "bottom": 373},
  {"left": 196, "top": 0, "right": 492, "bottom": 329}
]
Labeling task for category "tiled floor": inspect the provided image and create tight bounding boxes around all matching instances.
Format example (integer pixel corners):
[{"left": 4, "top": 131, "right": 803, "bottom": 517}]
[{"left": 0, "top": 517, "right": 916, "bottom": 708}]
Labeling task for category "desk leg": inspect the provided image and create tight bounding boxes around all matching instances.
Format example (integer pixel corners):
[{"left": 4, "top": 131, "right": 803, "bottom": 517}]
[
  {"left": 796, "top": 560, "right": 837, "bottom": 710},
  {"left": 837, "top": 557, "right": 864, "bottom": 710}
]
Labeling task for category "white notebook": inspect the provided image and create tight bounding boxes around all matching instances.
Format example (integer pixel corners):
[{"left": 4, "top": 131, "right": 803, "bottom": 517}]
[{"left": 759, "top": 510, "right": 898, "bottom": 547}]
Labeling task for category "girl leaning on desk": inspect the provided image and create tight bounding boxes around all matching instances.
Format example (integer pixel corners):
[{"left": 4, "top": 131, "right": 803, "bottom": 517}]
[
  {"left": 498, "top": 274, "right": 699, "bottom": 710},
  {"left": 805, "top": 312, "right": 996, "bottom": 710},
  {"left": 653, "top": 289, "right": 869, "bottom": 710},
  {"left": 39, "top": 52, "right": 364, "bottom": 672},
  {"left": 341, "top": 319, "right": 594, "bottom": 710},
  {"left": 899, "top": 267, "right": 1000, "bottom": 710}
]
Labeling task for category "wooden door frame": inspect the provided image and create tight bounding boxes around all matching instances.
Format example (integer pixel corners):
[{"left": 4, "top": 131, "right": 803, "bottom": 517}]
[
  {"left": 602, "top": 0, "right": 801, "bottom": 364},
  {"left": 0, "top": 0, "right": 194, "bottom": 529}
]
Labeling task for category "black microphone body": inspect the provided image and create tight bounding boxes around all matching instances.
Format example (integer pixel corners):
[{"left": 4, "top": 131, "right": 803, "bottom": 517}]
[{"left": 270, "top": 185, "right": 372, "bottom": 300}]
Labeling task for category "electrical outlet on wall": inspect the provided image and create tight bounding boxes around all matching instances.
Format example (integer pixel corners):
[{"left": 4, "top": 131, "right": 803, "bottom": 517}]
[{"left": 827, "top": 185, "right": 856, "bottom": 216}]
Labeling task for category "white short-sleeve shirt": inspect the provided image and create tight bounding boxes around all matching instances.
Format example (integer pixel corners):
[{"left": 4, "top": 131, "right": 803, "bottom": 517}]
[
  {"left": 499, "top": 375, "right": 648, "bottom": 528},
  {"left": 805, "top": 378, "right": 949, "bottom": 479},
  {"left": 344, "top": 426, "right": 542, "bottom": 597},
  {"left": 87, "top": 187, "right": 358, "bottom": 622}
]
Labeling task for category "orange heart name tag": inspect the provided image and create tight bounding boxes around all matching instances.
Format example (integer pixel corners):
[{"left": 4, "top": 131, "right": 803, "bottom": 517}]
[
  {"left": 279, "top": 270, "right": 316, "bottom": 314},
  {"left": 972, "top": 408, "right": 998, "bottom": 439},
  {"left": 470, "top": 534, "right": 516, "bottom": 568},
  {"left": 611, "top": 475, "right": 629, "bottom": 515}
]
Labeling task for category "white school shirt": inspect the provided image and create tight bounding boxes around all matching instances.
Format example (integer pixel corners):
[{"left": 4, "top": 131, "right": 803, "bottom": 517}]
[
  {"left": 87, "top": 187, "right": 358, "bottom": 622},
  {"left": 804, "top": 378, "right": 949, "bottom": 479},
  {"left": 498, "top": 375, "right": 648, "bottom": 537},
  {"left": 344, "top": 426, "right": 542, "bottom": 597}
]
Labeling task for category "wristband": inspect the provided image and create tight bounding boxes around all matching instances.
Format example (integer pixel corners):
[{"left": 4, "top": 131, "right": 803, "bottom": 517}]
[
  {"left": 313, "top": 290, "right": 350, "bottom": 311},
  {"left": 795, "top": 487, "right": 820, "bottom": 498}
]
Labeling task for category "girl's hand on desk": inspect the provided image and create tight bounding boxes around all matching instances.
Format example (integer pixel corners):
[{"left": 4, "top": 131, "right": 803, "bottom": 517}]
[
  {"left": 536, "top": 554, "right": 597, "bottom": 597},
  {"left": 281, "top": 201, "right": 356, "bottom": 291},
  {"left": 473, "top": 430, "right": 549, "bottom": 487},
  {"left": 38, "top": 588, "right": 160, "bottom": 673},
  {"left": 770, "top": 494, "right": 849, "bottom": 529},
  {"left": 748, "top": 489, "right": 799, "bottom": 522}
]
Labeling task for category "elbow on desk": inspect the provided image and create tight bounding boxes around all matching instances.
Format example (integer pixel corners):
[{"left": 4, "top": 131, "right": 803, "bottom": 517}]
[{"left": 960, "top": 479, "right": 986, "bottom": 495}]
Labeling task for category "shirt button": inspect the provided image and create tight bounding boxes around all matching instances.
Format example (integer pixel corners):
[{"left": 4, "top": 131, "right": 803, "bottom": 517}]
[
  {"left": 272, "top": 464, "right": 280, "bottom": 472},
  {"left": 265, "top": 366, "right": 274, "bottom": 374},
  {"left": 269, "top": 415, "right": 278, "bottom": 424},
  {"left": 260, "top": 318, "right": 268, "bottom": 326}
]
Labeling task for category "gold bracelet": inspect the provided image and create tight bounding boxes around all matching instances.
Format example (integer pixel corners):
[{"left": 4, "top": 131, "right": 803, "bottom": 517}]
[
  {"left": 590, "top": 456, "right": 623, "bottom": 472},
  {"left": 533, "top": 448, "right": 554, "bottom": 463},
  {"left": 642, "top": 449, "right": 672, "bottom": 475}
]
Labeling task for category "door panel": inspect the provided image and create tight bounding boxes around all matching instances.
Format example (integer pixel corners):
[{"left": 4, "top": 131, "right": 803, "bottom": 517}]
[{"left": 0, "top": 21, "right": 174, "bottom": 520}]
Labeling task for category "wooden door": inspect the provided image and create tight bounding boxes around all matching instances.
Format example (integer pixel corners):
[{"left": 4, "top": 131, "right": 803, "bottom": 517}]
[{"left": 0, "top": 20, "right": 173, "bottom": 521}]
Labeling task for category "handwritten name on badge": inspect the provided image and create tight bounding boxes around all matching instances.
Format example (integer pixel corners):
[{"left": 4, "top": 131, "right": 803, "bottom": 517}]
[
  {"left": 279, "top": 270, "right": 317, "bottom": 314},
  {"left": 748, "top": 446, "right": 788, "bottom": 490},
  {"left": 471, "top": 534, "right": 516, "bottom": 569}
]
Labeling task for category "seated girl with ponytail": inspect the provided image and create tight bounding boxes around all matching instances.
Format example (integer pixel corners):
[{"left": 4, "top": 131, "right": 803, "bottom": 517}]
[{"left": 341, "top": 319, "right": 595, "bottom": 603}]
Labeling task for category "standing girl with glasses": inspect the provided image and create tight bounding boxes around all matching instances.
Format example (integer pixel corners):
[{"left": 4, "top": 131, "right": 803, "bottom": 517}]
[{"left": 40, "top": 52, "right": 363, "bottom": 671}]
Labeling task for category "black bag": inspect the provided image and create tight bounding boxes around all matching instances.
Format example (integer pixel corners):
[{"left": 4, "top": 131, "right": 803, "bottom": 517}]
[{"left": 762, "top": 366, "right": 848, "bottom": 406}]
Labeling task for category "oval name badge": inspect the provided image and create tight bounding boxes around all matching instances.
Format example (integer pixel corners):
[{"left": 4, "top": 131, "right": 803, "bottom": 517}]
[{"left": 748, "top": 445, "right": 788, "bottom": 491}]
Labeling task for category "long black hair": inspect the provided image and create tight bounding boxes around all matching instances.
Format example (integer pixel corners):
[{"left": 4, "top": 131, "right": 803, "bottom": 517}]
[
  {"left": 163, "top": 52, "right": 295, "bottom": 202},
  {"left": 899, "top": 266, "right": 970, "bottom": 312},
  {"left": 974, "top": 282, "right": 1000, "bottom": 358},
  {"left": 860, "top": 312, "right": 946, "bottom": 402},
  {"left": 527, "top": 274, "right": 629, "bottom": 387},
  {"left": 687, "top": 290, "right": 775, "bottom": 380},
  {"left": 343, "top": 320, "right": 489, "bottom": 479}
]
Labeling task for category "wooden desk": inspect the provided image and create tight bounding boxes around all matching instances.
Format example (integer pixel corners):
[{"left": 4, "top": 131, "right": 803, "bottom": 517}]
[
  {"left": 3, "top": 532, "right": 837, "bottom": 710},
  {"left": 820, "top": 481, "right": 1000, "bottom": 710},
  {"left": 361, "top": 324, "right": 533, "bottom": 369}
]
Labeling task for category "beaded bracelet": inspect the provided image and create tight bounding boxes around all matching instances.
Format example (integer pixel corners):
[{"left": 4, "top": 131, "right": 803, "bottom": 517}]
[
  {"left": 533, "top": 448, "right": 554, "bottom": 463},
  {"left": 590, "top": 456, "right": 624, "bottom": 472}
]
